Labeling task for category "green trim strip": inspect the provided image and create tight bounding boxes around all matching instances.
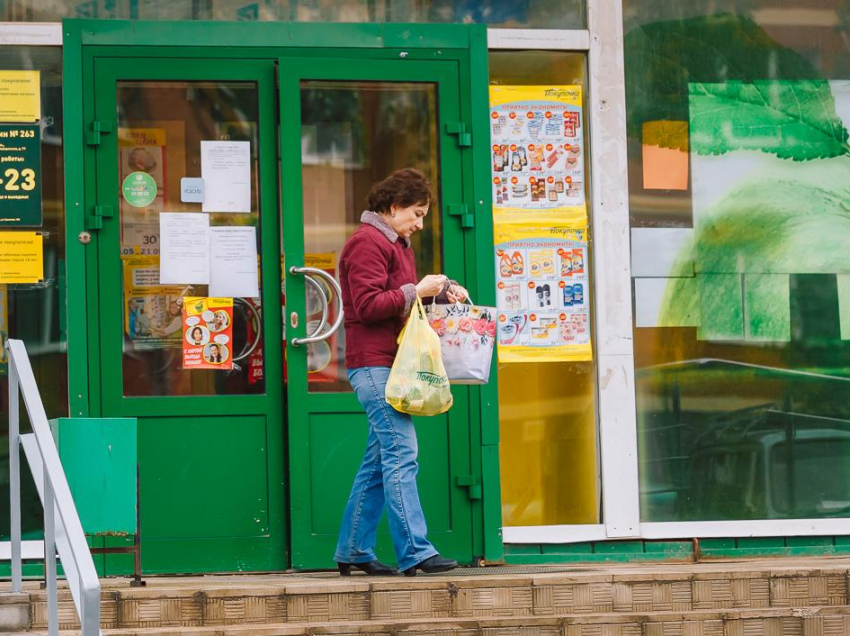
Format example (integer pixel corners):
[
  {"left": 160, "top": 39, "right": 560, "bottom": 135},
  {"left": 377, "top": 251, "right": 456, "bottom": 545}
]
[
  {"left": 504, "top": 537, "right": 850, "bottom": 564},
  {"left": 62, "top": 21, "right": 91, "bottom": 418},
  {"left": 68, "top": 19, "right": 475, "bottom": 49}
]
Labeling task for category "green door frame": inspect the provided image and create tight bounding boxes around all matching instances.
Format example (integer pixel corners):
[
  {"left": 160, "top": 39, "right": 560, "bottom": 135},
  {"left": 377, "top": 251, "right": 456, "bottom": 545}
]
[{"left": 62, "top": 19, "right": 503, "bottom": 568}]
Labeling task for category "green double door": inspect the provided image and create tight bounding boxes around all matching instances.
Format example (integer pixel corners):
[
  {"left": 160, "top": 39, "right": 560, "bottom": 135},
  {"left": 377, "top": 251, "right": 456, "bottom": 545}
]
[{"left": 82, "top": 46, "right": 479, "bottom": 572}]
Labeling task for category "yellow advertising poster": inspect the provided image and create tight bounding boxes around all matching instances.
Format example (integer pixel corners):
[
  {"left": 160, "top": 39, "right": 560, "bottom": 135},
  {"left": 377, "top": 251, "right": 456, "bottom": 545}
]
[
  {"left": 0, "top": 71, "right": 40, "bottom": 122},
  {"left": 494, "top": 220, "right": 591, "bottom": 362},
  {"left": 122, "top": 255, "right": 184, "bottom": 350},
  {"left": 489, "top": 85, "right": 585, "bottom": 224},
  {"left": 0, "top": 232, "right": 43, "bottom": 283},
  {"left": 182, "top": 297, "right": 234, "bottom": 370}
]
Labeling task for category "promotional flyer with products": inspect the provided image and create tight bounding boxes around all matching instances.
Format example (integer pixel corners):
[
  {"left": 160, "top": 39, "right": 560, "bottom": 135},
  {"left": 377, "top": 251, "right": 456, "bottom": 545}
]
[
  {"left": 490, "top": 85, "right": 585, "bottom": 224},
  {"left": 490, "top": 85, "right": 591, "bottom": 362},
  {"left": 494, "top": 221, "right": 591, "bottom": 362}
]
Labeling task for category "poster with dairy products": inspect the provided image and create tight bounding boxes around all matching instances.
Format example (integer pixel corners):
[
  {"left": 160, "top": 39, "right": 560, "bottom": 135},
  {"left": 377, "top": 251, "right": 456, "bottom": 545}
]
[
  {"left": 494, "top": 221, "right": 591, "bottom": 362},
  {"left": 489, "top": 85, "right": 585, "bottom": 223}
]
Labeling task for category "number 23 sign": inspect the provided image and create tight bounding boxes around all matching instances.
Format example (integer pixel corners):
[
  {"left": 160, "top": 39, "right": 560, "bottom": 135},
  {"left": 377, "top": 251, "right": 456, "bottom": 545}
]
[{"left": 0, "top": 124, "right": 41, "bottom": 227}]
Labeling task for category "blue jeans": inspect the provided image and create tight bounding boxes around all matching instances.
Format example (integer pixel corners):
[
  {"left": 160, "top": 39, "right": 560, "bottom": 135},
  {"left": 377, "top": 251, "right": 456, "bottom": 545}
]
[{"left": 334, "top": 366, "right": 438, "bottom": 571}]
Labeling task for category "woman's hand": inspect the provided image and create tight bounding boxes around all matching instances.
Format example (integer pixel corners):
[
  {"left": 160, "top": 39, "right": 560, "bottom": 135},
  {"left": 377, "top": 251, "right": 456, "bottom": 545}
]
[
  {"left": 447, "top": 284, "right": 469, "bottom": 303},
  {"left": 415, "top": 274, "right": 447, "bottom": 297}
]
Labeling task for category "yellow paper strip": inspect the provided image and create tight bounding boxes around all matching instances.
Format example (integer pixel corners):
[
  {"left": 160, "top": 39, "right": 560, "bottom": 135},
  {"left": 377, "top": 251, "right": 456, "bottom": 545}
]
[
  {"left": 0, "top": 71, "right": 41, "bottom": 122},
  {"left": 0, "top": 232, "right": 43, "bottom": 283}
]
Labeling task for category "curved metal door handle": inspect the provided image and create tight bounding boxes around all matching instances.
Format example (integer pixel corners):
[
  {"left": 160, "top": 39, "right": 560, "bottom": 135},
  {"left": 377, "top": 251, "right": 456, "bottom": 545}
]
[{"left": 289, "top": 266, "right": 344, "bottom": 346}]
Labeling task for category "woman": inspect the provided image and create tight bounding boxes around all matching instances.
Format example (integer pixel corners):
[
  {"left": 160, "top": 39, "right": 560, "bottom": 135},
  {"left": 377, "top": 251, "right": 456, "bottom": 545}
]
[
  {"left": 190, "top": 326, "right": 204, "bottom": 346},
  {"left": 207, "top": 343, "right": 223, "bottom": 364},
  {"left": 334, "top": 168, "right": 466, "bottom": 577}
]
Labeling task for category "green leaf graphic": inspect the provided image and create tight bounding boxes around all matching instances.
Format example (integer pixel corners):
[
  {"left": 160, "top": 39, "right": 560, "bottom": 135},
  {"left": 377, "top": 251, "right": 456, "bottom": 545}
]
[
  {"left": 625, "top": 14, "right": 828, "bottom": 150},
  {"left": 659, "top": 156, "right": 850, "bottom": 332},
  {"left": 689, "top": 81, "right": 850, "bottom": 160}
]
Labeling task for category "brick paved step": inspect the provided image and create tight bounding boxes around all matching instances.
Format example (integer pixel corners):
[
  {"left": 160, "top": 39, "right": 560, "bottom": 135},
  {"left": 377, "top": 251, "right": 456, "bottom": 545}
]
[
  {"left": 47, "top": 605, "right": 850, "bottom": 636},
  {"left": 27, "top": 560, "right": 850, "bottom": 632}
]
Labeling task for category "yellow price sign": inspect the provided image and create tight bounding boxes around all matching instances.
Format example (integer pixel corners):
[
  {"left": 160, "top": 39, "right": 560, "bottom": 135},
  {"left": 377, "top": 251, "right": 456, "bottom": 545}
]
[{"left": 0, "top": 125, "right": 41, "bottom": 227}]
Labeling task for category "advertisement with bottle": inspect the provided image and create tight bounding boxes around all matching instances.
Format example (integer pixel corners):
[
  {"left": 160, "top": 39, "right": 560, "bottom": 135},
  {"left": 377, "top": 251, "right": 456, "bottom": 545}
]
[
  {"left": 494, "top": 221, "right": 591, "bottom": 362},
  {"left": 489, "top": 85, "right": 585, "bottom": 224}
]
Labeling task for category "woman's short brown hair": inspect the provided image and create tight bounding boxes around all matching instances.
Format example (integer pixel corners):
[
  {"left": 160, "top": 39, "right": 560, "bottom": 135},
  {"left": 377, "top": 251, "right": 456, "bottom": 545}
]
[{"left": 366, "top": 168, "right": 433, "bottom": 214}]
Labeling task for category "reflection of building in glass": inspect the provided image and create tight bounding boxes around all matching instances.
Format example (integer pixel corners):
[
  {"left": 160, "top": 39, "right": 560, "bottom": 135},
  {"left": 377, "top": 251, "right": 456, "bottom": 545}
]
[{"left": 626, "top": 5, "right": 850, "bottom": 526}]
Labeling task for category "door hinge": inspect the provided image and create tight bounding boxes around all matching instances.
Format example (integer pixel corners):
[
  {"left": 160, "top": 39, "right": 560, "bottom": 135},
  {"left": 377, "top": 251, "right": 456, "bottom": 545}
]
[
  {"left": 447, "top": 203, "right": 474, "bottom": 229},
  {"left": 456, "top": 475, "right": 482, "bottom": 500},
  {"left": 86, "top": 120, "right": 114, "bottom": 146},
  {"left": 86, "top": 204, "right": 114, "bottom": 231},
  {"left": 445, "top": 122, "right": 471, "bottom": 147}
]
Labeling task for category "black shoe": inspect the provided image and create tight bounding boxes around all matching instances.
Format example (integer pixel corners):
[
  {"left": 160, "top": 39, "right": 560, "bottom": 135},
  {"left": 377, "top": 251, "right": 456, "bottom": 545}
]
[
  {"left": 403, "top": 554, "right": 458, "bottom": 577},
  {"left": 337, "top": 560, "right": 398, "bottom": 576}
]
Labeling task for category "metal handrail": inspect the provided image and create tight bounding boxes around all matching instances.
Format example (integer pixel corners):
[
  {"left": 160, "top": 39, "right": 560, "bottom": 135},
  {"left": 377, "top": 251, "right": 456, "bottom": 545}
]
[{"left": 6, "top": 339, "right": 101, "bottom": 636}]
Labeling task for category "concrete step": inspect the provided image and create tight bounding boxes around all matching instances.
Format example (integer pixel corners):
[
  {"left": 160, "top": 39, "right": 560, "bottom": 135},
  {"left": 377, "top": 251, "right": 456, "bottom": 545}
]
[
  {"left": 0, "top": 593, "right": 30, "bottom": 633},
  {"left": 44, "top": 606, "right": 850, "bottom": 636},
  {"left": 25, "top": 558, "right": 850, "bottom": 632}
]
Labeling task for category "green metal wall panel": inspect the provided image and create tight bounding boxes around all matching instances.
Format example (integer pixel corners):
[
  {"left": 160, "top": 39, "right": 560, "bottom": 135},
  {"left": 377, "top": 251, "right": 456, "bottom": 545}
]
[{"left": 49, "top": 417, "right": 137, "bottom": 536}]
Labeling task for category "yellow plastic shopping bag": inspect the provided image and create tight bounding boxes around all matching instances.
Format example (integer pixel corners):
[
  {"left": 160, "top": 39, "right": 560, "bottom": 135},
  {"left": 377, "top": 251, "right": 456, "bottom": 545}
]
[{"left": 385, "top": 297, "right": 453, "bottom": 416}]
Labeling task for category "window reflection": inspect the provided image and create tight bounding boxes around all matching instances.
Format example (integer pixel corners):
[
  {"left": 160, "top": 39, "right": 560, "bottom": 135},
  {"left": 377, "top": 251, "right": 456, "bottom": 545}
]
[
  {"left": 625, "top": 1, "right": 850, "bottom": 522},
  {"left": 0, "top": 46, "right": 66, "bottom": 540},
  {"left": 117, "top": 81, "right": 264, "bottom": 396},
  {"left": 3, "top": 0, "right": 584, "bottom": 28},
  {"left": 298, "top": 81, "right": 441, "bottom": 393}
]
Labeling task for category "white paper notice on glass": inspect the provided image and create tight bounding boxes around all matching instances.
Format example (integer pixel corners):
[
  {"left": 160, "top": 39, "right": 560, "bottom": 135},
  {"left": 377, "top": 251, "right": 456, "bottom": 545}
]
[
  {"left": 200, "top": 141, "right": 251, "bottom": 213},
  {"left": 159, "top": 212, "right": 210, "bottom": 285},
  {"left": 209, "top": 226, "right": 260, "bottom": 298}
]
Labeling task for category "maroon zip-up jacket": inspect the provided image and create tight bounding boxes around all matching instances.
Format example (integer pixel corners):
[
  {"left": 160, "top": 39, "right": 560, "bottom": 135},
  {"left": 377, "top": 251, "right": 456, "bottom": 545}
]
[{"left": 339, "top": 212, "right": 419, "bottom": 369}]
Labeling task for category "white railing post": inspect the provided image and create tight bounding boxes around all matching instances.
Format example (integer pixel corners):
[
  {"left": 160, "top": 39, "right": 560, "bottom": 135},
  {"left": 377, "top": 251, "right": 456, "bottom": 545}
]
[
  {"left": 6, "top": 340, "right": 102, "bottom": 636},
  {"left": 44, "top": 475, "right": 58, "bottom": 636},
  {"left": 8, "top": 346, "right": 22, "bottom": 593}
]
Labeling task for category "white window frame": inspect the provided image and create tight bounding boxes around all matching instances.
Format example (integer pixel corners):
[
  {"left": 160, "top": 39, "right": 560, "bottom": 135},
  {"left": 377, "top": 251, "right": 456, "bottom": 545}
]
[{"left": 490, "top": 7, "right": 643, "bottom": 545}]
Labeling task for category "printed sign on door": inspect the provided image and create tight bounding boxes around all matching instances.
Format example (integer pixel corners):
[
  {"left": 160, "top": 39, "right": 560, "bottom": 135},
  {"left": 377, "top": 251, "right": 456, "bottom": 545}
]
[{"left": 182, "top": 296, "right": 234, "bottom": 370}]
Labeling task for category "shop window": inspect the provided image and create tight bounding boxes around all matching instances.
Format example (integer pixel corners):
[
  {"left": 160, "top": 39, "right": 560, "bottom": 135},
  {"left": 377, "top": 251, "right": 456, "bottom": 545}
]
[
  {"left": 2, "top": 0, "right": 585, "bottom": 29},
  {"left": 0, "top": 46, "right": 66, "bottom": 539},
  {"left": 490, "top": 51, "right": 599, "bottom": 527},
  {"left": 624, "top": 0, "right": 850, "bottom": 522}
]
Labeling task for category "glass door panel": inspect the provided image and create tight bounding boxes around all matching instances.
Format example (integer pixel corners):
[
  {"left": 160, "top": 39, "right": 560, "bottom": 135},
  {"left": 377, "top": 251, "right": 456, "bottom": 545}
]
[
  {"left": 116, "top": 80, "right": 264, "bottom": 396},
  {"left": 89, "top": 57, "right": 284, "bottom": 574},
  {"left": 280, "top": 57, "right": 473, "bottom": 569},
  {"left": 298, "top": 80, "right": 442, "bottom": 392}
]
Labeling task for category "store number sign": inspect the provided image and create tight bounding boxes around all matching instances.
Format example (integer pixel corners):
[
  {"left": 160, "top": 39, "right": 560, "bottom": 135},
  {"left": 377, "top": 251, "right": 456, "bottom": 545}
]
[{"left": 0, "top": 124, "right": 41, "bottom": 227}]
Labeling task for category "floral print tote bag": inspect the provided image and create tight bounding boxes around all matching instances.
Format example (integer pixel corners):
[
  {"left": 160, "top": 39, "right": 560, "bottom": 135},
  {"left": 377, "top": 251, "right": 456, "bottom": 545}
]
[{"left": 425, "top": 299, "right": 496, "bottom": 385}]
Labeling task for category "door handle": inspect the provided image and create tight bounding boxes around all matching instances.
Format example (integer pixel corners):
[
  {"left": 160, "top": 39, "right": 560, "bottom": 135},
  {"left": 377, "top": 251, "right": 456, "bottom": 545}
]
[{"left": 289, "top": 266, "right": 344, "bottom": 346}]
